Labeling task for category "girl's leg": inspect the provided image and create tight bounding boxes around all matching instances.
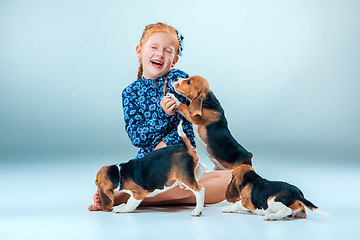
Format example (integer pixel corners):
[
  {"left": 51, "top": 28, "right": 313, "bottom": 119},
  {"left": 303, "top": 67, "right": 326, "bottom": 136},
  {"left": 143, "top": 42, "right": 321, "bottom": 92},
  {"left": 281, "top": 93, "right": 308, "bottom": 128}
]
[{"left": 88, "top": 170, "right": 232, "bottom": 211}]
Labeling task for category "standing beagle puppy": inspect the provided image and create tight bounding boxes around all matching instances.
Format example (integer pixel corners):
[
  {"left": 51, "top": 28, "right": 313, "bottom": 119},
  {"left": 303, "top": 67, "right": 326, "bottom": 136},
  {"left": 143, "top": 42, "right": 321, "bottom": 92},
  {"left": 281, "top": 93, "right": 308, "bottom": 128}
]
[
  {"left": 168, "top": 75, "right": 253, "bottom": 170},
  {"left": 94, "top": 122, "right": 206, "bottom": 216},
  {"left": 222, "top": 164, "right": 329, "bottom": 220}
]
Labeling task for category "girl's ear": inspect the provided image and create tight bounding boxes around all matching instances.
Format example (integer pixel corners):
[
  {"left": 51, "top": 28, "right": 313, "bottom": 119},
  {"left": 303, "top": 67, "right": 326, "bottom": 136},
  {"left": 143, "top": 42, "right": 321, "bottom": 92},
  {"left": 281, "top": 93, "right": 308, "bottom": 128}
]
[
  {"left": 172, "top": 55, "right": 179, "bottom": 67},
  {"left": 136, "top": 44, "right": 142, "bottom": 58}
]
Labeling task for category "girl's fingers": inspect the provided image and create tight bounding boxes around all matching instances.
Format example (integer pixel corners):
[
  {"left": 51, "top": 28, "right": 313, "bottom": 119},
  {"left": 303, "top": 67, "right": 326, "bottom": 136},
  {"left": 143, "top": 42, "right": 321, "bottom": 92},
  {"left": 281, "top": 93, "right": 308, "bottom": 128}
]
[
  {"left": 94, "top": 193, "right": 101, "bottom": 203},
  {"left": 166, "top": 101, "right": 175, "bottom": 109},
  {"left": 161, "top": 96, "right": 172, "bottom": 105},
  {"left": 168, "top": 103, "right": 176, "bottom": 112},
  {"left": 161, "top": 97, "right": 175, "bottom": 108},
  {"left": 160, "top": 96, "right": 176, "bottom": 115}
]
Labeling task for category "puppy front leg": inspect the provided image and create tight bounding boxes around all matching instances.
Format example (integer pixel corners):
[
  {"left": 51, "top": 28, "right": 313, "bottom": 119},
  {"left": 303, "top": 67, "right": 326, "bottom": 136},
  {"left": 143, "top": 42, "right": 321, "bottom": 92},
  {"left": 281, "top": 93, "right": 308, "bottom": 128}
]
[
  {"left": 177, "top": 103, "right": 193, "bottom": 121},
  {"left": 222, "top": 200, "right": 248, "bottom": 213},
  {"left": 190, "top": 187, "right": 205, "bottom": 217},
  {"left": 112, "top": 194, "right": 142, "bottom": 213},
  {"left": 166, "top": 93, "right": 194, "bottom": 122}
]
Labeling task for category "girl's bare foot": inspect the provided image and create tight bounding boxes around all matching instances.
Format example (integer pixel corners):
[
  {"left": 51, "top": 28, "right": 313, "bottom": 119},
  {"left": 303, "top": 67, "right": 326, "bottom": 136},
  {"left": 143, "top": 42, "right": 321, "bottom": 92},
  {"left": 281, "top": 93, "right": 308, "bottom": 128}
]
[
  {"left": 88, "top": 191, "right": 131, "bottom": 211},
  {"left": 88, "top": 192, "right": 103, "bottom": 211}
]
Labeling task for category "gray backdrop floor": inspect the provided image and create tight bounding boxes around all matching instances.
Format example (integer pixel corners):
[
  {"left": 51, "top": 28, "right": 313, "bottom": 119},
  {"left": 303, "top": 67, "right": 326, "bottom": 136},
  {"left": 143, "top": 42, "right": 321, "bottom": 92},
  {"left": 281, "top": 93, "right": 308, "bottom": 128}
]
[{"left": 1, "top": 153, "right": 359, "bottom": 240}]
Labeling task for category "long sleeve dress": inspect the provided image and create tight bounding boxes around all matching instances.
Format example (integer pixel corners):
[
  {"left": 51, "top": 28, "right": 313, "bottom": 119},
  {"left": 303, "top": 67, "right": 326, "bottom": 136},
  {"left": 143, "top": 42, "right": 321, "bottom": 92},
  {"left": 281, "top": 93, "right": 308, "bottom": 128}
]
[{"left": 122, "top": 69, "right": 196, "bottom": 159}]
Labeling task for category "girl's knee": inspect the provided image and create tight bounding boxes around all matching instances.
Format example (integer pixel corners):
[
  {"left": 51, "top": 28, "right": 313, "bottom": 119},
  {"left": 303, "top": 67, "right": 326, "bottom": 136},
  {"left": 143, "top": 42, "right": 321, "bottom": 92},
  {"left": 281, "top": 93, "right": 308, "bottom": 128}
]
[{"left": 200, "top": 170, "right": 232, "bottom": 183}]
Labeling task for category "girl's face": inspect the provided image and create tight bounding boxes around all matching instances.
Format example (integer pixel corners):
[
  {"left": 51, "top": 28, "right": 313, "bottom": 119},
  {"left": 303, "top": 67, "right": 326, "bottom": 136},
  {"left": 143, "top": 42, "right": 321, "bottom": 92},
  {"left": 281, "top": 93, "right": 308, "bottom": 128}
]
[{"left": 137, "top": 32, "right": 179, "bottom": 80}]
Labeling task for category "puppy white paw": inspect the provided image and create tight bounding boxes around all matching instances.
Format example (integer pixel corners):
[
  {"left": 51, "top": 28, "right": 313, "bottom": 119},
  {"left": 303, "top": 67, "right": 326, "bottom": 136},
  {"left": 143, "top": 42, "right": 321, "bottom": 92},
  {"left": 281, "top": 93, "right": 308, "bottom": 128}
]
[
  {"left": 178, "top": 183, "right": 189, "bottom": 190},
  {"left": 263, "top": 215, "right": 276, "bottom": 221},
  {"left": 191, "top": 208, "right": 203, "bottom": 217},
  {"left": 166, "top": 93, "right": 180, "bottom": 107},
  {"left": 222, "top": 205, "right": 236, "bottom": 213},
  {"left": 112, "top": 204, "right": 133, "bottom": 213}
]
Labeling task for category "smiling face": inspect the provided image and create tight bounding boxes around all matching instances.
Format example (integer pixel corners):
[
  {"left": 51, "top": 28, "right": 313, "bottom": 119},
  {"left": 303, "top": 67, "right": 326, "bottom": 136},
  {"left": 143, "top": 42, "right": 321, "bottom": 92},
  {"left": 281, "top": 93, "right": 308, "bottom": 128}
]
[{"left": 136, "top": 31, "right": 179, "bottom": 80}]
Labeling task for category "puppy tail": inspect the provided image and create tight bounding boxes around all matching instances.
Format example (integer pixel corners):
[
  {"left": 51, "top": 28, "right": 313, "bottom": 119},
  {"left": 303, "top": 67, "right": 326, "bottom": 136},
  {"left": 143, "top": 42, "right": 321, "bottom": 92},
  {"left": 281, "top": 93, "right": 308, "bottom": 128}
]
[
  {"left": 312, "top": 208, "right": 330, "bottom": 217},
  {"left": 299, "top": 197, "right": 330, "bottom": 217}
]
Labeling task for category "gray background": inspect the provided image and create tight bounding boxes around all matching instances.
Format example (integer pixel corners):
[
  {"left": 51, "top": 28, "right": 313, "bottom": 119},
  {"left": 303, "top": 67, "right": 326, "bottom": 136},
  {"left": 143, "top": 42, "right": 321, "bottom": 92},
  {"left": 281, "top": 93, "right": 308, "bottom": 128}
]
[
  {"left": 1, "top": 1, "right": 360, "bottom": 240},
  {"left": 1, "top": 0, "right": 359, "bottom": 165}
]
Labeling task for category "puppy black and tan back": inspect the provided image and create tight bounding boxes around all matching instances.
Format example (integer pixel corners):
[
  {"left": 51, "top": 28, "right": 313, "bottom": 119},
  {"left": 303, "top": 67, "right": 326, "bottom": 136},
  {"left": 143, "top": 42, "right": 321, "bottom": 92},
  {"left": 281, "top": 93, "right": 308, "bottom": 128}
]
[
  {"left": 94, "top": 122, "right": 206, "bottom": 216},
  {"left": 222, "top": 164, "right": 329, "bottom": 221},
  {"left": 169, "top": 76, "right": 253, "bottom": 170}
]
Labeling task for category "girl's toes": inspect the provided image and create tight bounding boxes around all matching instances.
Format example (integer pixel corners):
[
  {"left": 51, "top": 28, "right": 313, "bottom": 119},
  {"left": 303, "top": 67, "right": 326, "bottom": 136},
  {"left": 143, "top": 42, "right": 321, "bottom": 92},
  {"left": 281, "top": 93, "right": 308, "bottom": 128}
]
[{"left": 88, "top": 203, "right": 103, "bottom": 211}]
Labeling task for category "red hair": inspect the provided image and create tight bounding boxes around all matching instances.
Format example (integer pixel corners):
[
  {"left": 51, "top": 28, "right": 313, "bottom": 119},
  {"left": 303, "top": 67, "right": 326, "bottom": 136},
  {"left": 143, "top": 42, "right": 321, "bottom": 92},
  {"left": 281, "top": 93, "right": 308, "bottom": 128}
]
[{"left": 137, "top": 22, "right": 180, "bottom": 80}]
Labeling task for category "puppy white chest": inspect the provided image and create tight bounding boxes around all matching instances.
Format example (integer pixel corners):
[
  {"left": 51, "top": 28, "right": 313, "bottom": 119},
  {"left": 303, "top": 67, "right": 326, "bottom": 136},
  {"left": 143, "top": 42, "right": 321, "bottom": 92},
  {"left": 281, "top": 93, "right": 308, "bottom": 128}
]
[{"left": 193, "top": 125, "right": 226, "bottom": 170}]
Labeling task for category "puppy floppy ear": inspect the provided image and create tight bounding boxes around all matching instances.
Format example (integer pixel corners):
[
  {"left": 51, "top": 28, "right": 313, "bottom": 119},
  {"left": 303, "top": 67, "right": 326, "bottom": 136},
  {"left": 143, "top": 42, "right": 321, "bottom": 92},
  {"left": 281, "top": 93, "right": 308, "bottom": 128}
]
[
  {"left": 98, "top": 184, "right": 114, "bottom": 211},
  {"left": 225, "top": 175, "right": 240, "bottom": 203},
  {"left": 95, "top": 166, "right": 116, "bottom": 212},
  {"left": 189, "top": 91, "right": 204, "bottom": 117}
]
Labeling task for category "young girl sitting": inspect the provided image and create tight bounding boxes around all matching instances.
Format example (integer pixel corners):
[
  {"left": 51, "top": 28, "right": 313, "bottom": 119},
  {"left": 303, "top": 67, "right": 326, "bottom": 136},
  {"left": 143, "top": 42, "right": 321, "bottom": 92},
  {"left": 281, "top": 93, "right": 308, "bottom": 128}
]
[{"left": 88, "top": 22, "right": 231, "bottom": 211}]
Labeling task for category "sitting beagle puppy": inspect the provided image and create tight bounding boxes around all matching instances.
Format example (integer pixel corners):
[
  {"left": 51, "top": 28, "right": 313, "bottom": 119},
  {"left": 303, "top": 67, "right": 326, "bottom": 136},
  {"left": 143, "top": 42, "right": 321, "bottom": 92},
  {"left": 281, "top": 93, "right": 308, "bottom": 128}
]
[
  {"left": 222, "top": 164, "right": 329, "bottom": 221},
  {"left": 94, "top": 122, "right": 206, "bottom": 216},
  {"left": 168, "top": 75, "right": 253, "bottom": 170}
]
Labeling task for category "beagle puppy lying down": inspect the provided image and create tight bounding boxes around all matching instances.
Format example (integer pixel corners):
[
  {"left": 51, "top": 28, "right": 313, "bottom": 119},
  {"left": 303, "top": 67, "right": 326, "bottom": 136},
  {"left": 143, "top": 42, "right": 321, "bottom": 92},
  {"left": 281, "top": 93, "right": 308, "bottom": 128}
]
[
  {"left": 222, "top": 164, "right": 329, "bottom": 221},
  {"left": 94, "top": 122, "right": 206, "bottom": 216},
  {"left": 168, "top": 75, "right": 253, "bottom": 170}
]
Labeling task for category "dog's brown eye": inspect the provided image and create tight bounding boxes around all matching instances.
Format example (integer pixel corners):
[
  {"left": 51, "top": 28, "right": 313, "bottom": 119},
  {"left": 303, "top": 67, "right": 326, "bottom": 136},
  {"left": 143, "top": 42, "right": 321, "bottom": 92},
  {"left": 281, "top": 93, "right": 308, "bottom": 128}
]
[{"left": 187, "top": 79, "right": 191, "bottom": 85}]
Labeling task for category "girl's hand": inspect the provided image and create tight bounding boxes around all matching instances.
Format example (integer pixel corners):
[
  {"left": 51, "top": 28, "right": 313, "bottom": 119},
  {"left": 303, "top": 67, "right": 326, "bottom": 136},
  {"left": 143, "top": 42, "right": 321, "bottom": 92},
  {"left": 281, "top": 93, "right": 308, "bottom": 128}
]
[
  {"left": 160, "top": 96, "right": 176, "bottom": 115},
  {"left": 166, "top": 93, "right": 180, "bottom": 108}
]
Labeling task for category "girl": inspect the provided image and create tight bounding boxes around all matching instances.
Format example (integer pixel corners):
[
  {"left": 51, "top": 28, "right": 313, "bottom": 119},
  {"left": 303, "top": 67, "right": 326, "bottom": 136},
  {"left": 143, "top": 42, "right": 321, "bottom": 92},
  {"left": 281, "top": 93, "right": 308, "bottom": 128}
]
[{"left": 88, "top": 22, "right": 231, "bottom": 211}]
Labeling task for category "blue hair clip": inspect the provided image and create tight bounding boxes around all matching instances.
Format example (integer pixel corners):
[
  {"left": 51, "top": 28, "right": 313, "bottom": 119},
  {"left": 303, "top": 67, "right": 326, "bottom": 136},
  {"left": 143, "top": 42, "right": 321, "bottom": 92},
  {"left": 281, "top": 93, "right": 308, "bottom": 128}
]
[{"left": 176, "top": 30, "right": 184, "bottom": 56}]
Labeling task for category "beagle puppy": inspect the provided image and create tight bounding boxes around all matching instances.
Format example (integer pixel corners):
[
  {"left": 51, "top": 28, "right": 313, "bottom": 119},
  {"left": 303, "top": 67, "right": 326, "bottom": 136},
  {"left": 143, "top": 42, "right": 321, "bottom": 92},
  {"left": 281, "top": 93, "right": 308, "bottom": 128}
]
[
  {"left": 94, "top": 122, "right": 206, "bottom": 216},
  {"left": 168, "top": 75, "right": 253, "bottom": 170},
  {"left": 222, "top": 164, "right": 329, "bottom": 221}
]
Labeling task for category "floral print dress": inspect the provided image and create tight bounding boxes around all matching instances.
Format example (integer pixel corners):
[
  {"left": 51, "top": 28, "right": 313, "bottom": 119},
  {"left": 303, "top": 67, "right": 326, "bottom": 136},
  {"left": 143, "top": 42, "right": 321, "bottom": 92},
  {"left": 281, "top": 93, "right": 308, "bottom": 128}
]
[{"left": 122, "top": 69, "right": 196, "bottom": 158}]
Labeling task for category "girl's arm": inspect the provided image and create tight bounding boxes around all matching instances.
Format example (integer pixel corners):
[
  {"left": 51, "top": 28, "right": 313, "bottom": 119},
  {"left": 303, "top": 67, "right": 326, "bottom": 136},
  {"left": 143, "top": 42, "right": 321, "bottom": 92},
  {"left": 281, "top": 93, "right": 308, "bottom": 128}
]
[{"left": 122, "top": 89, "right": 173, "bottom": 148}]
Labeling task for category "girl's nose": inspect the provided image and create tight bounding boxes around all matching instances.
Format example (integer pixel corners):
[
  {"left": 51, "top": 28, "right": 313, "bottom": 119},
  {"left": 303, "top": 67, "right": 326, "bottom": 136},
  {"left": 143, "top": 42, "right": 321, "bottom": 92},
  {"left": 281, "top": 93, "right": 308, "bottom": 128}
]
[{"left": 156, "top": 49, "right": 164, "bottom": 57}]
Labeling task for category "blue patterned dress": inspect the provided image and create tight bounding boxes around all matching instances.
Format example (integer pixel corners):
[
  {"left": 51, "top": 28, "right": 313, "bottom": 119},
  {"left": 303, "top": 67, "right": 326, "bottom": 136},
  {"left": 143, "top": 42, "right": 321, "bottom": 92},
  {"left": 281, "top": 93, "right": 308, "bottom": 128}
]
[{"left": 122, "top": 69, "right": 196, "bottom": 159}]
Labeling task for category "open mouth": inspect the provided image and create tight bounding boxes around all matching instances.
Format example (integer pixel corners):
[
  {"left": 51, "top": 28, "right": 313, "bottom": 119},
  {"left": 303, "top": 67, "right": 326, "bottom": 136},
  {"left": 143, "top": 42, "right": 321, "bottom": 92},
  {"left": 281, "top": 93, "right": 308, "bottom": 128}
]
[{"left": 151, "top": 59, "right": 163, "bottom": 67}]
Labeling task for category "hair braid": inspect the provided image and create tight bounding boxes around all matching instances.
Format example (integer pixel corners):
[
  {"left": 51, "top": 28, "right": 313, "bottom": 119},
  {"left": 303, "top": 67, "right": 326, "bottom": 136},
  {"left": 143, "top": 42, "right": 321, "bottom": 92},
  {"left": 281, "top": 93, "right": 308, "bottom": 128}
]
[{"left": 137, "top": 61, "right": 143, "bottom": 80}]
